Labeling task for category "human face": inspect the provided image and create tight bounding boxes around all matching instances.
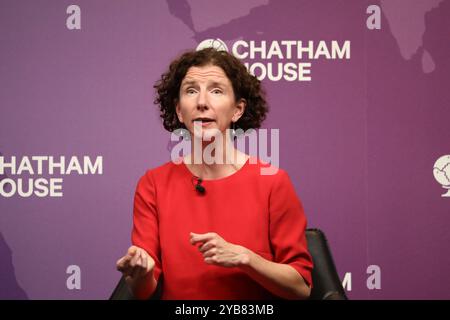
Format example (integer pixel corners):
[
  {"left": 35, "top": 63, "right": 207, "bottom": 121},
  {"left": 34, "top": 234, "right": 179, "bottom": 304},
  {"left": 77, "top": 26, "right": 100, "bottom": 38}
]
[{"left": 176, "top": 64, "right": 245, "bottom": 139}]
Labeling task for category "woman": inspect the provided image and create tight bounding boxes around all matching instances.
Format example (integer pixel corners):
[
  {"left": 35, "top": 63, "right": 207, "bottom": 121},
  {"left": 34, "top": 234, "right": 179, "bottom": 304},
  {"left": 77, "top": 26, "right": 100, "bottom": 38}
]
[{"left": 116, "top": 48, "right": 313, "bottom": 300}]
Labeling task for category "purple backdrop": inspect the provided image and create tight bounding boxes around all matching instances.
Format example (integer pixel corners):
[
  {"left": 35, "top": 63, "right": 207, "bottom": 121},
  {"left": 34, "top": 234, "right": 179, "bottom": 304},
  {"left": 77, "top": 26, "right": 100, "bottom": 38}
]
[{"left": 1, "top": 0, "right": 449, "bottom": 299}]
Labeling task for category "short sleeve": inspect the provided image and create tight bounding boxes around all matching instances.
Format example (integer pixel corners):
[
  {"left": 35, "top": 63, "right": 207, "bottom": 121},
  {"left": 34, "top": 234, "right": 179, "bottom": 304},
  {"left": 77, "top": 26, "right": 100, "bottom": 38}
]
[
  {"left": 131, "top": 171, "right": 162, "bottom": 284},
  {"left": 269, "top": 170, "right": 313, "bottom": 287}
]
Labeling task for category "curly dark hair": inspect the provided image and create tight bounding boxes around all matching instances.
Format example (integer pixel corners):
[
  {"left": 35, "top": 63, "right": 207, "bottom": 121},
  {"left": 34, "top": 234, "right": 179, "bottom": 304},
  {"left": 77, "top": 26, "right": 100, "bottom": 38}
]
[{"left": 154, "top": 47, "right": 269, "bottom": 132}]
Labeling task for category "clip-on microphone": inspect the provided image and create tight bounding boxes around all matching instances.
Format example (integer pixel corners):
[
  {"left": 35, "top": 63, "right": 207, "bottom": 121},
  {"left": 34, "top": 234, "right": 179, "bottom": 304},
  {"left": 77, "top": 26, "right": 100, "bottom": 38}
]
[{"left": 195, "top": 178, "right": 206, "bottom": 194}]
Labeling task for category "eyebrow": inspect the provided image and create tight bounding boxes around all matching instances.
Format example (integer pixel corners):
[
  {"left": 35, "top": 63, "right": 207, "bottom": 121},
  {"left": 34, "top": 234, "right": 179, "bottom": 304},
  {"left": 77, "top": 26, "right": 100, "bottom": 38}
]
[
  {"left": 210, "top": 81, "right": 226, "bottom": 88},
  {"left": 180, "top": 80, "right": 196, "bottom": 88},
  {"left": 180, "top": 80, "right": 227, "bottom": 88}
]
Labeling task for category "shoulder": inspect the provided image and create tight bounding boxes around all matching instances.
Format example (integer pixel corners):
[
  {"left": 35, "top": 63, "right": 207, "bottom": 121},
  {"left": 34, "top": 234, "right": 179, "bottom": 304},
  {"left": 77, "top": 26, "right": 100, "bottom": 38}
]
[
  {"left": 247, "top": 156, "right": 287, "bottom": 177},
  {"left": 244, "top": 156, "right": 291, "bottom": 186},
  {"left": 246, "top": 159, "right": 302, "bottom": 207},
  {"left": 137, "top": 159, "right": 186, "bottom": 186}
]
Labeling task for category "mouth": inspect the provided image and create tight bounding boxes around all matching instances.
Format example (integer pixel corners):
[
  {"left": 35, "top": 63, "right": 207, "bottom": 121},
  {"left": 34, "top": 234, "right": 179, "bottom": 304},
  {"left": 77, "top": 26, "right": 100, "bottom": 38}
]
[{"left": 192, "top": 117, "right": 215, "bottom": 126}]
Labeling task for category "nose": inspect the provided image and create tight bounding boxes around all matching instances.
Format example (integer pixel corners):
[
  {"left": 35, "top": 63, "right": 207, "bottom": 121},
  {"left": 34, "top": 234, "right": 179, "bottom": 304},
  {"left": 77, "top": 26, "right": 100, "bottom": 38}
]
[{"left": 196, "top": 90, "right": 209, "bottom": 111}]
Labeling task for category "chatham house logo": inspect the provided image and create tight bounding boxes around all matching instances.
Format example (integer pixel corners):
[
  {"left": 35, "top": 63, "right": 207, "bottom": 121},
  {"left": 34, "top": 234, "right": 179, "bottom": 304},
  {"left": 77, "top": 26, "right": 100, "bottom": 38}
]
[
  {"left": 433, "top": 155, "right": 450, "bottom": 197},
  {"left": 196, "top": 38, "right": 228, "bottom": 52}
]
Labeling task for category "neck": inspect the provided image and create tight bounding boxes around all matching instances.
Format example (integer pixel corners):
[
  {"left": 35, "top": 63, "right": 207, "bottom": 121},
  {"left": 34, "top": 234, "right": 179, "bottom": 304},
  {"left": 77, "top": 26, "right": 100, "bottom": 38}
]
[{"left": 184, "top": 133, "right": 248, "bottom": 180}]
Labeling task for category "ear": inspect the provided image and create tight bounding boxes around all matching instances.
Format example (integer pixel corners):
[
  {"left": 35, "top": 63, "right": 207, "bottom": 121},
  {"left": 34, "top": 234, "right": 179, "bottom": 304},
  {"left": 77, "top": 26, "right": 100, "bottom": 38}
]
[
  {"left": 232, "top": 98, "right": 246, "bottom": 122},
  {"left": 176, "top": 102, "right": 184, "bottom": 123}
]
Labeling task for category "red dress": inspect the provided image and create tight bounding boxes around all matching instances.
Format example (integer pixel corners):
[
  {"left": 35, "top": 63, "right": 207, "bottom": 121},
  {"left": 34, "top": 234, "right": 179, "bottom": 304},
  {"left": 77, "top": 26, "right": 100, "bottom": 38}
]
[{"left": 131, "top": 156, "right": 313, "bottom": 299}]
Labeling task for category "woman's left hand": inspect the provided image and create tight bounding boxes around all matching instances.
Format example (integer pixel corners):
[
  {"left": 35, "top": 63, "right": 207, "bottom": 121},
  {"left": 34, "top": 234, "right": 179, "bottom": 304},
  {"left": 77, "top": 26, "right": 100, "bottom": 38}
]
[{"left": 190, "top": 232, "right": 251, "bottom": 267}]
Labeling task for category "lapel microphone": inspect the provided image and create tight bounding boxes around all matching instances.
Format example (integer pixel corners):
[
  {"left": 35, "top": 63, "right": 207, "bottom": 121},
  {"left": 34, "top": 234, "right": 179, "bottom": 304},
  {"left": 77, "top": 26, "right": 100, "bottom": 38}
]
[{"left": 195, "top": 178, "right": 206, "bottom": 194}]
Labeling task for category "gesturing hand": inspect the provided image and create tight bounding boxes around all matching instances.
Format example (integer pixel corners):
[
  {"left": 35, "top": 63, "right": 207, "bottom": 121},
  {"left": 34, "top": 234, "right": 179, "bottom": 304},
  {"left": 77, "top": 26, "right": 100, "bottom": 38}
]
[
  {"left": 116, "top": 246, "right": 154, "bottom": 285},
  {"left": 190, "top": 232, "right": 251, "bottom": 267}
]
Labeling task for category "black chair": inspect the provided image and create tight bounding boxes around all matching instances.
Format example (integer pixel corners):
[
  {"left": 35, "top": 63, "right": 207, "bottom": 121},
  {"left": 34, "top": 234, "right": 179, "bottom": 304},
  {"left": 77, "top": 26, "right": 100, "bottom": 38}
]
[
  {"left": 306, "top": 228, "right": 347, "bottom": 300},
  {"left": 110, "top": 228, "right": 347, "bottom": 300}
]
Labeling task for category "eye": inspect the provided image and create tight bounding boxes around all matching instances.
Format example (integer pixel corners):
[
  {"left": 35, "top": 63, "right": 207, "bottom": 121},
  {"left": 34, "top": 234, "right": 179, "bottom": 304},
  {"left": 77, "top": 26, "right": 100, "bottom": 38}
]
[
  {"left": 186, "top": 88, "right": 197, "bottom": 95},
  {"left": 211, "top": 88, "right": 223, "bottom": 94}
]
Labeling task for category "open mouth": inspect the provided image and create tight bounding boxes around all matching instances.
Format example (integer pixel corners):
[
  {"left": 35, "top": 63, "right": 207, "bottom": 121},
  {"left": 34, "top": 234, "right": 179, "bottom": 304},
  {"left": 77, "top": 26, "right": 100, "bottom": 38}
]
[{"left": 192, "top": 117, "right": 215, "bottom": 123}]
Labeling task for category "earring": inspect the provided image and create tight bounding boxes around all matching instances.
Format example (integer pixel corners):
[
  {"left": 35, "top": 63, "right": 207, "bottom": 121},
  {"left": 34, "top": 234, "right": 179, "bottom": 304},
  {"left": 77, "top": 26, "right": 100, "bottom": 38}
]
[
  {"left": 230, "top": 122, "right": 237, "bottom": 139},
  {"left": 179, "top": 128, "right": 191, "bottom": 141}
]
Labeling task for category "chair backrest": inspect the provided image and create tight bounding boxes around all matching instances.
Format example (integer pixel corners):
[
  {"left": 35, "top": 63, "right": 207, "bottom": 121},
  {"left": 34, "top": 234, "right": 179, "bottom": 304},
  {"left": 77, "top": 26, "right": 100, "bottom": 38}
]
[
  {"left": 110, "top": 275, "right": 133, "bottom": 300},
  {"left": 306, "top": 228, "right": 348, "bottom": 300},
  {"left": 110, "top": 228, "right": 348, "bottom": 300},
  {"left": 110, "top": 274, "right": 162, "bottom": 300}
]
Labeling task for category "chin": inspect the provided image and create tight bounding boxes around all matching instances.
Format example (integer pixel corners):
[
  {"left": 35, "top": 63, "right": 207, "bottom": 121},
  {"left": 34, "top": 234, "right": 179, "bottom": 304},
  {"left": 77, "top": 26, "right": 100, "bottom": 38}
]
[{"left": 193, "top": 127, "right": 223, "bottom": 141}]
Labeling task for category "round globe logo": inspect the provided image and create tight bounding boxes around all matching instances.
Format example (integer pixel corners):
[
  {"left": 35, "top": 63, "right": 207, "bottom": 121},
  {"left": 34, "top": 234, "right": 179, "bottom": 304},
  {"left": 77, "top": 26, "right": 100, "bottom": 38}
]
[
  {"left": 433, "top": 155, "right": 450, "bottom": 197},
  {"left": 196, "top": 39, "right": 228, "bottom": 52}
]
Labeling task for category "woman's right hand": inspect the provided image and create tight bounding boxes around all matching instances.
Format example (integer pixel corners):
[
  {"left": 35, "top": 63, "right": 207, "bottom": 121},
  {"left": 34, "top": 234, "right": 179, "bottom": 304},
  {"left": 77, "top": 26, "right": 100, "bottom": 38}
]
[{"left": 116, "top": 246, "right": 155, "bottom": 285}]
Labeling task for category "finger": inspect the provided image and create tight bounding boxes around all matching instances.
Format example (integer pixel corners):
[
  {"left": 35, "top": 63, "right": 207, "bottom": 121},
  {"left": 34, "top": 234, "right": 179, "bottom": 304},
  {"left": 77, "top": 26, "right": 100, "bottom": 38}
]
[
  {"left": 141, "top": 253, "right": 149, "bottom": 273},
  {"left": 135, "top": 255, "right": 145, "bottom": 277},
  {"left": 116, "top": 257, "right": 126, "bottom": 269},
  {"left": 123, "top": 249, "right": 137, "bottom": 261},
  {"left": 199, "top": 240, "right": 216, "bottom": 253},
  {"left": 131, "top": 254, "right": 145, "bottom": 279},
  {"left": 147, "top": 254, "right": 155, "bottom": 272},
  {"left": 126, "top": 251, "right": 142, "bottom": 279},
  {"left": 127, "top": 246, "right": 138, "bottom": 256},
  {"left": 203, "top": 248, "right": 217, "bottom": 258},
  {"left": 129, "top": 249, "right": 141, "bottom": 268},
  {"left": 190, "top": 232, "right": 215, "bottom": 245},
  {"left": 116, "top": 255, "right": 132, "bottom": 271},
  {"left": 121, "top": 253, "right": 139, "bottom": 276},
  {"left": 117, "top": 261, "right": 127, "bottom": 272},
  {"left": 204, "top": 256, "right": 217, "bottom": 265},
  {"left": 141, "top": 255, "right": 151, "bottom": 277}
]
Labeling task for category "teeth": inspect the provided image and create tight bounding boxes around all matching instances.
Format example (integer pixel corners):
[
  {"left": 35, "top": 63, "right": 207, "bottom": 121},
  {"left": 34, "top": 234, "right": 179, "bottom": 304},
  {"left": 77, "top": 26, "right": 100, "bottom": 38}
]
[{"left": 194, "top": 118, "right": 213, "bottom": 122}]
